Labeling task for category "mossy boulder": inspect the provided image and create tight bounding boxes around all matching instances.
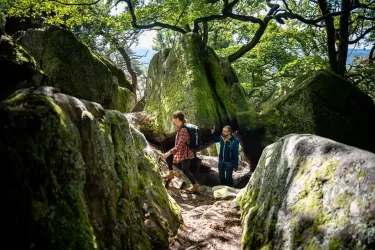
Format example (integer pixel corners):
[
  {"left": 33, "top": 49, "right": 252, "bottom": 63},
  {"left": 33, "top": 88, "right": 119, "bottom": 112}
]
[
  {"left": 125, "top": 111, "right": 168, "bottom": 145},
  {"left": 1, "top": 86, "right": 182, "bottom": 250},
  {"left": 212, "top": 186, "right": 241, "bottom": 200},
  {"left": 0, "top": 34, "right": 47, "bottom": 100},
  {"left": 261, "top": 70, "right": 375, "bottom": 153},
  {"left": 145, "top": 32, "right": 260, "bottom": 137},
  {"left": 236, "top": 134, "right": 375, "bottom": 250},
  {"left": 13, "top": 26, "right": 134, "bottom": 112}
]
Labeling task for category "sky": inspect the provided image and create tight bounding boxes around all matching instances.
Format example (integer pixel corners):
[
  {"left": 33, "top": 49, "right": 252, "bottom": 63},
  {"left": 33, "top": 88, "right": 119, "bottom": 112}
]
[
  {"left": 132, "top": 30, "right": 156, "bottom": 49},
  {"left": 110, "top": 1, "right": 155, "bottom": 49}
]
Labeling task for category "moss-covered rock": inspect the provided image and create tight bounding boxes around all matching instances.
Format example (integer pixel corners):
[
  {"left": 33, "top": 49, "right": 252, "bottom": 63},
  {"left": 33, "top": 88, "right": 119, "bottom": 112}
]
[
  {"left": 145, "top": 33, "right": 259, "bottom": 136},
  {"left": 125, "top": 111, "right": 168, "bottom": 145},
  {"left": 1, "top": 86, "right": 182, "bottom": 249},
  {"left": 13, "top": 26, "right": 134, "bottom": 112},
  {"left": 0, "top": 34, "right": 48, "bottom": 100},
  {"left": 236, "top": 134, "right": 375, "bottom": 250},
  {"left": 212, "top": 185, "right": 241, "bottom": 200},
  {"left": 261, "top": 70, "right": 375, "bottom": 153}
]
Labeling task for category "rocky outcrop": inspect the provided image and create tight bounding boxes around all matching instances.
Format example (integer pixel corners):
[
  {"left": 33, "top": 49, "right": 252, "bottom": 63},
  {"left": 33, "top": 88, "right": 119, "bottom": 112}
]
[
  {"left": 1, "top": 86, "right": 181, "bottom": 249},
  {"left": 236, "top": 134, "right": 375, "bottom": 249},
  {"left": 0, "top": 34, "right": 47, "bottom": 100},
  {"left": 13, "top": 26, "right": 135, "bottom": 112},
  {"left": 261, "top": 70, "right": 375, "bottom": 153},
  {"left": 144, "top": 33, "right": 260, "bottom": 138}
]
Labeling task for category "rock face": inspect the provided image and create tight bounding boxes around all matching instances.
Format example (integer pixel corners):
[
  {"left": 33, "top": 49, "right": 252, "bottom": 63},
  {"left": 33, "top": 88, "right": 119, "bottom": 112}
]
[
  {"left": 236, "top": 134, "right": 375, "bottom": 250},
  {"left": 0, "top": 34, "right": 48, "bottom": 100},
  {"left": 13, "top": 26, "right": 135, "bottom": 112},
  {"left": 1, "top": 86, "right": 182, "bottom": 249},
  {"left": 144, "top": 32, "right": 260, "bottom": 137},
  {"left": 261, "top": 70, "right": 375, "bottom": 153}
]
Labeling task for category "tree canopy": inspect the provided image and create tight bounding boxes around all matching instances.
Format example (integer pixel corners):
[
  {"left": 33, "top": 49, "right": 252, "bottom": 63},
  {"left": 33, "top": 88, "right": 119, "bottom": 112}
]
[{"left": 2, "top": 0, "right": 374, "bottom": 101}]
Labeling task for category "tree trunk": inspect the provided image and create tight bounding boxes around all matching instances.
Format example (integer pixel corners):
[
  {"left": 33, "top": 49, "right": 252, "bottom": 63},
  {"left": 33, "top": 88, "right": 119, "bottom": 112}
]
[
  {"left": 337, "top": 0, "right": 350, "bottom": 76},
  {"left": 318, "top": 0, "right": 338, "bottom": 74},
  {"left": 118, "top": 47, "right": 138, "bottom": 101},
  {"left": 203, "top": 22, "right": 208, "bottom": 45},
  {"left": 370, "top": 44, "right": 375, "bottom": 64}
]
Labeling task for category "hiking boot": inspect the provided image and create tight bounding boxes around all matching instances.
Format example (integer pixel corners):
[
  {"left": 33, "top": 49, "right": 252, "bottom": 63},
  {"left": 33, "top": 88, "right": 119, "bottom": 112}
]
[
  {"left": 187, "top": 184, "right": 199, "bottom": 192},
  {"left": 162, "top": 170, "right": 174, "bottom": 180}
]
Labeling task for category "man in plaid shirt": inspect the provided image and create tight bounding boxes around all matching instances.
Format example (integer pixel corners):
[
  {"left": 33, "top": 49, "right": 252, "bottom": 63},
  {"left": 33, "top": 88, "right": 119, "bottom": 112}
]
[{"left": 162, "top": 111, "right": 199, "bottom": 192}]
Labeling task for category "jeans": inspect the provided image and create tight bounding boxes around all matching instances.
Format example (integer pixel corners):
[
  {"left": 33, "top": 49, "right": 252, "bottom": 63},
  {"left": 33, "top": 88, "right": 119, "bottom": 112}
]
[
  {"left": 218, "top": 161, "right": 234, "bottom": 187},
  {"left": 166, "top": 155, "right": 197, "bottom": 184}
]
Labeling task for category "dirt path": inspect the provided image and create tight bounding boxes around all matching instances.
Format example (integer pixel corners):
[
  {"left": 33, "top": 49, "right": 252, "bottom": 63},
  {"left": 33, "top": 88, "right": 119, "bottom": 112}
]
[{"left": 167, "top": 184, "right": 242, "bottom": 250}]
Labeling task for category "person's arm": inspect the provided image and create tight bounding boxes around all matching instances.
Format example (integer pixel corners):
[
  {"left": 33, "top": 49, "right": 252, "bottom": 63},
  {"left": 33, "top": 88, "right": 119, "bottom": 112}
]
[
  {"left": 212, "top": 134, "right": 221, "bottom": 142},
  {"left": 232, "top": 139, "right": 239, "bottom": 168},
  {"left": 211, "top": 125, "right": 220, "bottom": 142}
]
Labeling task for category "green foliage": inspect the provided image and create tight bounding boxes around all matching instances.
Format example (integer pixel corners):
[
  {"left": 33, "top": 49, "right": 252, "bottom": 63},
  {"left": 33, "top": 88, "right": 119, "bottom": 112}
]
[
  {"left": 347, "top": 56, "right": 375, "bottom": 102},
  {"left": 216, "top": 21, "right": 328, "bottom": 107},
  {"left": 3, "top": 0, "right": 374, "bottom": 106}
]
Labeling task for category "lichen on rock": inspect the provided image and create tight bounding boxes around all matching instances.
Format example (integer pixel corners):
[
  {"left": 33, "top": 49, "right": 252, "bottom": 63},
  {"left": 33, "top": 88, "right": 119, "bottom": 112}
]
[
  {"left": 0, "top": 34, "right": 48, "bottom": 100},
  {"left": 236, "top": 134, "right": 375, "bottom": 250},
  {"left": 13, "top": 26, "right": 134, "bottom": 112},
  {"left": 261, "top": 70, "right": 375, "bottom": 153},
  {"left": 1, "top": 86, "right": 182, "bottom": 250},
  {"left": 144, "top": 32, "right": 259, "bottom": 137}
]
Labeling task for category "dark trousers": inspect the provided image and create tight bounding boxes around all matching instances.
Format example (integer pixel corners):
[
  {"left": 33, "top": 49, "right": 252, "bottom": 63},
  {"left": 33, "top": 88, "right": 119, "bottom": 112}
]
[
  {"left": 218, "top": 161, "right": 234, "bottom": 187},
  {"left": 166, "top": 155, "right": 197, "bottom": 184}
]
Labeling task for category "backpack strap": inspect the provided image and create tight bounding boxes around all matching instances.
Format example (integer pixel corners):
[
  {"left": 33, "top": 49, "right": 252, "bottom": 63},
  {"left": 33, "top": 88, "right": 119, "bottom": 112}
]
[
  {"left": 181, "top": 125, "right": 189, "bottom": 157},
  {"left": 229, "top": 136, "right": 236, "bottom": 159}
]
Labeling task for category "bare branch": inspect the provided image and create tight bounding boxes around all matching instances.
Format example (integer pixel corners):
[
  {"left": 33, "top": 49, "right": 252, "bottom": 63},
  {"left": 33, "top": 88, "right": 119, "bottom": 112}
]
[
  {"left": 357, "top": 16, "right": 375, "bottom": 21},
  {"left": 227, "top": 22, "right": 266, "bottom": 63},
  {"left": 349, "top": 27, "right": 375, "bottom": 44},
  {"left": 225, "top": 1, "right": 284, "bottom": 62},
  {"left": 193, "top": 15, "right": 227, "bottom": 32},
  {"left": 174, "top": 0, "right": 189, "bottom": 27},
  {"left": 118, "top": 47, "right": 138, "bottom": 100},
  {"left": 282, "top": 0, "right": 375, "bottom": 26},
  {"left": 109, "top": 0, "right": 122, "bottom": 11},
  {"left": 124, "top": 0, "right": 186, "bottom": 34},
  {"left": 47, "top": 0, "right": 101, "bottom": 6}
]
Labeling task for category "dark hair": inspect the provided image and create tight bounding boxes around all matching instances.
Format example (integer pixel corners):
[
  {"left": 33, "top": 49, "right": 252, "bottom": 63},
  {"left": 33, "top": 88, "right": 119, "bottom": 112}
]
[
  {"left": 223, "top": 125, "right": 232, "bottom": 132},
  {"left": 172, "top": 110, "right": 186, "bottom": 123}
]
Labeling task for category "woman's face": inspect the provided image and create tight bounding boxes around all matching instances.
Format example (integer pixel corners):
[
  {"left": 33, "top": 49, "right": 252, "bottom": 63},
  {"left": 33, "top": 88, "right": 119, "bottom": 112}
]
[{"left": 172, "top": 117, "right": 181, "bottom": 126}]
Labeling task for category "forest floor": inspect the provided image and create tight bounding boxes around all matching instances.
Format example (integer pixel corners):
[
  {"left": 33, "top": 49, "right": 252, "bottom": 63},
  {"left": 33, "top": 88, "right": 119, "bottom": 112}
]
[{"left": 165, "top": 177, "right": 242, "bottom": 250}]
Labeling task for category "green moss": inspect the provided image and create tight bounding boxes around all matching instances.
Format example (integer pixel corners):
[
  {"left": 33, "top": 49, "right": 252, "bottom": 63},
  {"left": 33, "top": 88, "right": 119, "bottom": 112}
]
[
  {"left": 1, "top": 91, "right": 95, "bottom": 249},
  {"left": 261, "top": 70, "right": 375, "bottom": 152},
  {"left": 116, "top": 86, "right": 135, "bottom": 112},
  {"left": 16, "top": 27, "right": 133, "bottom": 112},
  {"left": 2, "top": 88, "right": 182, "bottom": 249},
  {"left": 145, "top": 33, "right": 247, "bottom": 133}
]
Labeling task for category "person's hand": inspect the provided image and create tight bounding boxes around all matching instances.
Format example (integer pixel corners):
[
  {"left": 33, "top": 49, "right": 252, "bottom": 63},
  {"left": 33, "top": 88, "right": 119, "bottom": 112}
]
[
  {"left": 161, "top": 152, "right": 169, "bottom": 159},
  {"left": 210, "top": 125, "right": 215, "bottom": 134}
]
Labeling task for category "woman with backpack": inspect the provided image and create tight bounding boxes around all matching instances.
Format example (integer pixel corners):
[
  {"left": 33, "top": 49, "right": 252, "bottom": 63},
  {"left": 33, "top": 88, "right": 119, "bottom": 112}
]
[{"left": 161, "top": 111, "right": 200, "bottom": 192}]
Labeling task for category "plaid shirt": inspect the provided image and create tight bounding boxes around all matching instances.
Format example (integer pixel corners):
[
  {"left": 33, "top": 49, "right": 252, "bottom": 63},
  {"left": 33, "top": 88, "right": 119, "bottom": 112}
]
[{"left": 169, "top": 126, "right": 194, "bottom": 164}]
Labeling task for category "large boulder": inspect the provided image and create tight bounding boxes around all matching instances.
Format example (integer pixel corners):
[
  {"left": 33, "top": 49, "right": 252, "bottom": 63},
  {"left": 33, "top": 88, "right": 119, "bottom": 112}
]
[
  {"left": 13, "top": 26, "right": 135, "bottom": 112},
  {"left": 236, "top": 134, "right": 375, "bottom": 249},
  {"left": 261, "top": 70, "right": 375, "bottom": 153},
  {"left": 0, "top": 34, "right": 48, "bottom": 100},
  {"left": 1, "top": 86, "right": 182, "bottom": 249},
  {"left": 145, "top": 33, "right": 260, "bottom": 138}
]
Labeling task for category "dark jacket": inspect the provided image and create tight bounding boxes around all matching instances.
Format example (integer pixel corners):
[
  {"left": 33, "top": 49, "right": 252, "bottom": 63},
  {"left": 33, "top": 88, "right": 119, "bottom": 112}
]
[{"left": 212, "top": 134, "right": 239, "bottom": 168}]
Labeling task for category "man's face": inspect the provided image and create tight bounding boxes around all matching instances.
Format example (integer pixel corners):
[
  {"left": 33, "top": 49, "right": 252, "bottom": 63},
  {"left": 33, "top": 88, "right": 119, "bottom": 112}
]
[{"left": 222, "top": 128, "right": 230, "bottom": 137}]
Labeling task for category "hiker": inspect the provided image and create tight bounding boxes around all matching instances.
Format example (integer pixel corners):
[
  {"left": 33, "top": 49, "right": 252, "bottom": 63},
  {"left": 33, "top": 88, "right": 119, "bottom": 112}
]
[
  {"left": 161, "top": 111, "right": 199, "bottom": 192},
  {"left": 211, "top": 125, "right": 239, "bottom": 187}
]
